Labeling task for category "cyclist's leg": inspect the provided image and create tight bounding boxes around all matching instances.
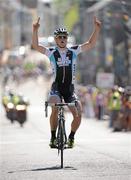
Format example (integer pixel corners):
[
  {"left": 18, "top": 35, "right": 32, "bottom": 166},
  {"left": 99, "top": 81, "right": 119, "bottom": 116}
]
[
  {"left": 64, "top": 92, "right": 82, "bottom": 147},
  {"left": 48, "top": 95, "right": 61, "bottom": 147},
  {"left": 69, "top": 99, "right": 82, "bottom": 132},
  {"left": 48, "top": 95, "right": 61, "bottom": 131},
  {"left": 48, "top": 82, "right": 61, "bottom": 131},
  {"left": 48, "top": 83, "right": 61, "bottom": 147}
]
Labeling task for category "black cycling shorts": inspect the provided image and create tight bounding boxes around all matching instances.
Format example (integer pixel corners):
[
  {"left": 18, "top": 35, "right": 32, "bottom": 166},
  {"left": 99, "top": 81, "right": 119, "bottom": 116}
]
[{"left": 49, "top": 82, "right": 78, "bottom": 103}]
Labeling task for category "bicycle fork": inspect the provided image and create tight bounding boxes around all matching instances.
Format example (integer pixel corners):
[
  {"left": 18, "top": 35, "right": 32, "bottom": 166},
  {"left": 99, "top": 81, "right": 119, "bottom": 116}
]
[{"left": 57, "top": 116, "right": 67, "bottom": 155}]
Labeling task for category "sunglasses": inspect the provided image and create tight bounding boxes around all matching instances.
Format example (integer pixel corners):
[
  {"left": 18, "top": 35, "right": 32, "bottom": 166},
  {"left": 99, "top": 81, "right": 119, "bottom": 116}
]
[{"left": 57, "top": 36, "right": 67, "bottom": 39}]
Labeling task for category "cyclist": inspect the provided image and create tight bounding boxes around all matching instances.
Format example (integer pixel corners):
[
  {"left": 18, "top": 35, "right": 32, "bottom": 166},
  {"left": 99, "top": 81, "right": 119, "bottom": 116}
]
[{"left": 32, "top": 16, "right": 101, "bottom": 148}]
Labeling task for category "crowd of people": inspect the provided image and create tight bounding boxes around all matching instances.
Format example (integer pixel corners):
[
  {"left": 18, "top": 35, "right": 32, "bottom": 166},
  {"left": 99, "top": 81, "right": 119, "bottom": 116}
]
[
  {"left": 1, "top": 83, "right": 131, "bottom": 132},
  {"left": 77, "top": 85, "right": 131, "bottom": 132}
]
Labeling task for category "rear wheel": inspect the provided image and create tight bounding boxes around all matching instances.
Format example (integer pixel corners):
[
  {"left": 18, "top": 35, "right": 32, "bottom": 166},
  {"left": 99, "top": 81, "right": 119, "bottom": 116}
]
[{"left": 17, "top": 110, "right": 26, "bottom": 126}]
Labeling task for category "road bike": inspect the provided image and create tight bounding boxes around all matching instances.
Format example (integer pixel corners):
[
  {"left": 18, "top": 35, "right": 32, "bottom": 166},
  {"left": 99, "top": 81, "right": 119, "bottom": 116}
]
[{"left": 45, "top": 101, "right": 77, "bottom": 168}]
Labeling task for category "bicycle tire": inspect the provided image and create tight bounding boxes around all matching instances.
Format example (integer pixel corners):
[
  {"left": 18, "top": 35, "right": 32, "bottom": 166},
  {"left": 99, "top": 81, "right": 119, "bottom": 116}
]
[
  {"left": 56, "top": 108, "right": 67, "bottom": 168},
  {"left": 60, "top": 122, "right": 64, "bottom": 168},
  {"left": 57, "top": 120, "right": 61, "bottom": 151}
]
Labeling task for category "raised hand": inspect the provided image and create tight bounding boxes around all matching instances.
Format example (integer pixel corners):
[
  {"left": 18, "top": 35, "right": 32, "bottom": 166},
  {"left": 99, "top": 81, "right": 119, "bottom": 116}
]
[
  {"left": 94, "top": 16, "right": 101, "bottom": 29},
  {"left": 33, "top": 17, "right": 40, "bottom": 30}
]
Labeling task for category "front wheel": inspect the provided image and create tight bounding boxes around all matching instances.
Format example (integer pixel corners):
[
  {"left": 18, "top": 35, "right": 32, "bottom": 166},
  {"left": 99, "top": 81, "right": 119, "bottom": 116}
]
[
  {"left": 60, "top": 126, "right": 64, "bottom": 168},
  {"left": 57, "top": 120, "right": 64, "bottom": 168}
]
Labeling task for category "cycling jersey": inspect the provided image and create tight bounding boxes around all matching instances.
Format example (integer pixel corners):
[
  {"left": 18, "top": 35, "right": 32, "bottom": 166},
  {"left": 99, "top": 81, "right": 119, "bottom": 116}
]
[{"left": 45, "top": 45, "right": 82, "bottom": 85}]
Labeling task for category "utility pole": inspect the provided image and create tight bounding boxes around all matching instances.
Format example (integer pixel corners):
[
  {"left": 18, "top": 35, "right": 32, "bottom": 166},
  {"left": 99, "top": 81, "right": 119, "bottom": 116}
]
[{"left": 121, "top": 0, "right": 131, "bottom": 85}]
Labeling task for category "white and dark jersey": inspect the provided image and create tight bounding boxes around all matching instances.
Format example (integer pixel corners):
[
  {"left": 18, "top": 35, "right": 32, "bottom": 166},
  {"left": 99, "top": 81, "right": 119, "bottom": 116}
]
[{"left": 45, "top": 45, "right": 82, "bottom": 86}]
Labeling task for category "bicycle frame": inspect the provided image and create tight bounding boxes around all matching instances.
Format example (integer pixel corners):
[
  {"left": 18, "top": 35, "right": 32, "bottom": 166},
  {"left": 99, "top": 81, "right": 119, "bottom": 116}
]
[{"left": 45, "top": 101, "right": 77, "bottom": 168}]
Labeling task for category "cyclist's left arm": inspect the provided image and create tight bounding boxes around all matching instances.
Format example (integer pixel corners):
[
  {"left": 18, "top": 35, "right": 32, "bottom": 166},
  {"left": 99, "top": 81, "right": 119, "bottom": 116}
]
[{"left": 81, "top": 16, "right": 101, "bottom": 52}]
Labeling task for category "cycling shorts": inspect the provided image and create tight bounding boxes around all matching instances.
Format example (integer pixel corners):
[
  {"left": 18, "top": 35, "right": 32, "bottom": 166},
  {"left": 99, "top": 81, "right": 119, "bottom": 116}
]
[{"left": 49, "top": 82, "right": 78, "bottom": 103}]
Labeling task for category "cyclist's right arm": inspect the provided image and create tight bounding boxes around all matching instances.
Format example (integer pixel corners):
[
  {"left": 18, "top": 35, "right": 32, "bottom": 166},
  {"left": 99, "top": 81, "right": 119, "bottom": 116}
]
[{"left": 32, "top": 17, "right": 46, "bottom": 54}]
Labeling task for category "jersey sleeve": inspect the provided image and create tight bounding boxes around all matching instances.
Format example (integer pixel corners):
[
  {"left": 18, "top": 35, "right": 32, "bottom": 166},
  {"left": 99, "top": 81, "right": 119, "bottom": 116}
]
[
  {"left": 45, "top": 48, "right": 52, "bottom": 57},
  {"left": 38, "top": 40, "right": 54, "bottom": 57},
  {"left": 45, "top": 48, "right": 55, "bottom": 58},
  {"left": 70, "top": 45, "right": 82, "bottom": 55},
  {"left": 38, "top": 46, "right": 54, "bottom": 58}
]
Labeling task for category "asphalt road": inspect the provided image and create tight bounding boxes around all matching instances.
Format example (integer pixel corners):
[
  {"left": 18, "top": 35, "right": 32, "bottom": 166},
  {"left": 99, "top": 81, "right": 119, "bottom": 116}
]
[{"left": 0, "top": 78, "right": 131, "bottom": 180}]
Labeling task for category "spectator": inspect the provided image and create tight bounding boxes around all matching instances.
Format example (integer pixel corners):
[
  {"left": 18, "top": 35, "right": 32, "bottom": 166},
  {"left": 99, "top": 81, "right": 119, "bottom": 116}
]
[{"left": 95, "top": 90, "right": 104, "bottom": 120}]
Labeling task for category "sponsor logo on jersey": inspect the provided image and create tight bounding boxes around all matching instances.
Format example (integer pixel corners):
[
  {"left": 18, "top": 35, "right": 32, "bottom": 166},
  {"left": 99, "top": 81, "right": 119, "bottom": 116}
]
[{"left": 57, "top": 57, "right": 71, "bottom": 67}]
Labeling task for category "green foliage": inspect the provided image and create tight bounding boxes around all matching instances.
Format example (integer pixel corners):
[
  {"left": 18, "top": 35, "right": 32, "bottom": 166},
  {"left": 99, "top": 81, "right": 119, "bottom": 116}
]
[
  {"left": 64, "top": 4, "right": 79, "bottom": 32},
  {"left": 24, "top": 62, "right": 36, "bottom": 71},
  {"left": 53, "top": 0, "right": 79, "bottom": 32}
]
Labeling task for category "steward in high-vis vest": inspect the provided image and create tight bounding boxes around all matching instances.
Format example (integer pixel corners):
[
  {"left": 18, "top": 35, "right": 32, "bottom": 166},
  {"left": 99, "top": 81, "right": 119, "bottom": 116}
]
[
  {"left": 109, "top": 91, "right": 121, "bottom": 110},
  {"left": 109, "top": 90, "right": 121, "bottom": 128}
]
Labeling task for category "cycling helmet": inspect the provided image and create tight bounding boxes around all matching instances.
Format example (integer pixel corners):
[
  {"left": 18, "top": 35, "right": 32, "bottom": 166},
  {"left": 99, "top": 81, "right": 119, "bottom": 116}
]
[{"left": 54, "top": 28, "right": 69, "bottom": 37}]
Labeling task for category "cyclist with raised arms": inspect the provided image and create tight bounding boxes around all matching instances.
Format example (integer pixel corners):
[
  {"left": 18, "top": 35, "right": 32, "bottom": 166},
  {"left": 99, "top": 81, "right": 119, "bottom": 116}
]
[{"left": 32, "top": 16, "right": 101, "bottom": 148}]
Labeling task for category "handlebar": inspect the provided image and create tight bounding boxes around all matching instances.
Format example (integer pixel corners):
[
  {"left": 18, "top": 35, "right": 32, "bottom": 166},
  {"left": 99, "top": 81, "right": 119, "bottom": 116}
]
[{"left": 45, "top": 101, "right": 78, "bottom": 117}]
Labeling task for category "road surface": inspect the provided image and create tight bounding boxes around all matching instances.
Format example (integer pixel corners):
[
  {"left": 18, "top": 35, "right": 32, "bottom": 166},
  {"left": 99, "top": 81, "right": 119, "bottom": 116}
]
[{"left": 0, "top": 78, "right": 131, "bottom": 180}]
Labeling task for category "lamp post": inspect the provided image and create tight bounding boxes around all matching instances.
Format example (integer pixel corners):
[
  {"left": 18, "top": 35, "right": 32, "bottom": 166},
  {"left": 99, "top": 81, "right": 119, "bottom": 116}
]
[{"left": 121, "top": 0, "right": 131, "bottom": 85}]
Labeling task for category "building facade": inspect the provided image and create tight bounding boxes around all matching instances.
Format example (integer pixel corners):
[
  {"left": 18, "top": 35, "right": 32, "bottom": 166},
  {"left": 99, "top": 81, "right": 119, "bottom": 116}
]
[{"left": 77, "top": 0, "right": 131, "bottom": 86}]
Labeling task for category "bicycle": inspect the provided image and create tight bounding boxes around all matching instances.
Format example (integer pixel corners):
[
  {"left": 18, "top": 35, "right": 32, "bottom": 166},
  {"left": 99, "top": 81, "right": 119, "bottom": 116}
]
[{"left": 45, "top": 101, "right": 77, "bottom": 168}]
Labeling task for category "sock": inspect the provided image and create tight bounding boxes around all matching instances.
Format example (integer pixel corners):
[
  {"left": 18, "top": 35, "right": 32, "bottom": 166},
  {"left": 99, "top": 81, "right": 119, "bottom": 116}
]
[
  {"left": 51, "top": 130, "right": 56, "bottom": 139},
  {"left": 69, "top": 131, "right": 75, "bottom": 140}
]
